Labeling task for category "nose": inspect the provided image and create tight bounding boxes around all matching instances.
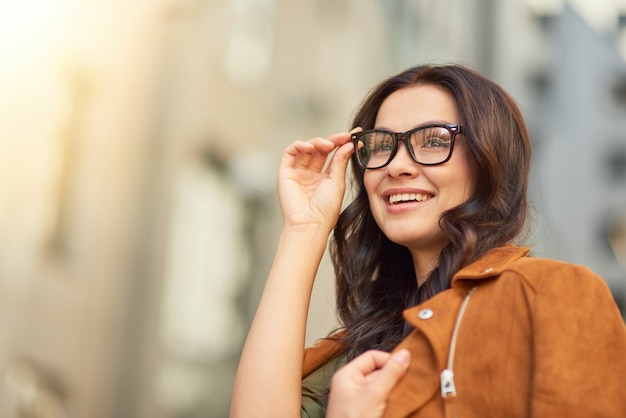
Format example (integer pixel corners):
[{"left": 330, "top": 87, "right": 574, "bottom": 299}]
[{"left": 386, "top": 142, "right": 419, "bottom": 177}]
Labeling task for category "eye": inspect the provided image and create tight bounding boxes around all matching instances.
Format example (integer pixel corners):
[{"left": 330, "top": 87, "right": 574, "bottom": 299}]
[
  {"left": 367, "top": 132, "right": 394, "bottom": 153},
  {"left": 374, "top": 141, "right": 393, "bottom": 152},
  {"left": 415, "top": 127, "right": 452, "bottom": 149},
  {"left": 423, "top": 136, "right": 451, "bottom": 148}
]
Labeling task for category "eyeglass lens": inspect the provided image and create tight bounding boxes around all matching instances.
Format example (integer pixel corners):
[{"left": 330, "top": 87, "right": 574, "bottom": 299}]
[{"left": 355, "top": 126, "right": 454, "bottom": 168}]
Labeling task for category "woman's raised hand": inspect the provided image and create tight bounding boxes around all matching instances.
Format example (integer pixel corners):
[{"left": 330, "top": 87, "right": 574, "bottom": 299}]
[{"left": 278, "top": 129, "right": 359, "bottom": 234}]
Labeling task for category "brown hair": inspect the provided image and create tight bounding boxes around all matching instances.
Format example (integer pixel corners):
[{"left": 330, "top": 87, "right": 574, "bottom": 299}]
[{"left": 330, "top": 64, "right": 532, "bottom": 360}]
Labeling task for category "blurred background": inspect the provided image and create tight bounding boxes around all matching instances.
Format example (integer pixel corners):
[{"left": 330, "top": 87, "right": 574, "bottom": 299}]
[{"left": 0, "top": 0, "right": 624, "bottom": 417}]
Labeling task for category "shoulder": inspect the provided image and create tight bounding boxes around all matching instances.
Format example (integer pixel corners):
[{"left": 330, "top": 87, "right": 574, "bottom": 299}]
[
  {"left": 499, "top": 256, "right": 619, "bottom": 314},
  {"left": 455, "top": 245, "right": 611, "bottom": 298},
  {"left": 506, "top": 256, "right": 606, "bottom": 290},
  {"left": 454, "top": 245, "right": 600, "bottom": 290},
  {"left": 487, "top": 256, "right": 623, "bottom": 333}
]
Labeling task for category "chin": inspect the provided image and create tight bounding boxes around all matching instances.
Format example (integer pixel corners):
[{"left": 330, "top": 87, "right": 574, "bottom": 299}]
[{"left": 386, "top": 232, "right": 447, "bottom": 251}]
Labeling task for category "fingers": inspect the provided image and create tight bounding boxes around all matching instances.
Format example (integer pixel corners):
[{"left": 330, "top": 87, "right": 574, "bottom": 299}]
[
  {"left": 334, "top": 350, "right": 391, "bottom": 378},
  {"left": 283, "top": 138, "right": 332, "bottom": 172},
  {"left": 327, "top": 141, "right": 354, "bottom": 182},
  {"left": 369, "top": 349, "right": 411, "bottom": 396},
  {"left": 327, "top": 127, "right": 363, "bottom": 181},
  {"left": 331, "top": 348, "right": 410, "bottom": 392},
  {"left": 282, "top": 129, "right": 360, "bottom": 173},
  {"left": 327, "top": 349, "right": 411, "bottom": 418}
]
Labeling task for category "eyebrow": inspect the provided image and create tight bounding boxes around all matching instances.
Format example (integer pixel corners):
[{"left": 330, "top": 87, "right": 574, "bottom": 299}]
[{"left": 373, "top": 120, "right": 457, "bottom": 131}]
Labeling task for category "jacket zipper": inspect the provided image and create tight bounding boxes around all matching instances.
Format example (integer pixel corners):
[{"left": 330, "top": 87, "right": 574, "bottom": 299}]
[{"left": 440, "top": 286, "right": 477, "bottom": 398}]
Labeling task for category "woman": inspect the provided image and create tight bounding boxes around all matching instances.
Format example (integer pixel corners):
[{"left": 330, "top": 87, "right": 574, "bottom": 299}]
[{"left": 231, "top": 65, "right": 626, "bottom": 418}]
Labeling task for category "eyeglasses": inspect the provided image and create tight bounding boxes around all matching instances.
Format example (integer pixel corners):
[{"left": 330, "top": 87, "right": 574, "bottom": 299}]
[{"left": 352, "top": 123, "right": 464, "bottom": 169}]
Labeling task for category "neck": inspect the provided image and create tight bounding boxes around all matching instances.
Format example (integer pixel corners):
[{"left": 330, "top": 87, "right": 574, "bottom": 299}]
[{"left": 411, "top": 247, "right": 444, "bottom": 287}]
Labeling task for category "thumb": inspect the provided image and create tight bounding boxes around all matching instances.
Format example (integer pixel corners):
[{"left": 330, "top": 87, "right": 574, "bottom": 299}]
[
  {"left": 328, "top": 141, "right": 354, "bottom": 183},
  {"left": 372, "top": 349, "right": 410, "bottom": 395}
]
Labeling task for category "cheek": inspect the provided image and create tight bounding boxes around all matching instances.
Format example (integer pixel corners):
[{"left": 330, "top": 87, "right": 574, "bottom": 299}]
[
  {"left": 448, "top": 174, "right": 473, "bottom": 206},
  {"left": 363, "top": 172, "right": 376, "bottom": 199},
  {"left": 362, "top": 173, "right": 383, "bottom": 218},
  {"left": 448, "top": 147, "right": 476, "bottom": 204},
  {"left": 451, "top": 170, "right": 474, "bottom": 204},
  {"left": 461, "top": 161, "right": 477, "bottom": 201}
]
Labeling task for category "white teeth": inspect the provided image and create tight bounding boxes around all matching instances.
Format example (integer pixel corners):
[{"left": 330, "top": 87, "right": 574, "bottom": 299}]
[{"left": 389, "top": 193, "right": 431, "bottom": 204}]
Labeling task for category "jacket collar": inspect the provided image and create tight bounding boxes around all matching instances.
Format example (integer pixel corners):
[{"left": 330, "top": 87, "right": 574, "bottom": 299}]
[{"left": 450, "top": 244, "right": 530, "bottom": 287}]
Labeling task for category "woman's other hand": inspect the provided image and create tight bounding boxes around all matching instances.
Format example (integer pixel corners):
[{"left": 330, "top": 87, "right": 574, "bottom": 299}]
[
  {"left": 327, "top": 349, "right": 410, "bottom": 418},
  {"left": 278, "top": 129, "right": 359, "bottom": 234}
]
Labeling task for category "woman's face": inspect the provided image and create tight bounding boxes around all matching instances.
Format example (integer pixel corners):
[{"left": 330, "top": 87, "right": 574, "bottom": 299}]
[{"left": 364, "top": 84, "right": 474, "bottom": 256}]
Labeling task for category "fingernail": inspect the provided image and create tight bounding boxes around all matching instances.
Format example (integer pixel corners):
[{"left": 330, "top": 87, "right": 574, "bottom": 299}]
[{"left": 392, "top": 349, "right": 410, "bottom": 366}]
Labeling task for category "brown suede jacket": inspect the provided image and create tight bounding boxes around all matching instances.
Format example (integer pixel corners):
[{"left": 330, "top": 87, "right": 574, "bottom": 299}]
[{"left": 301, "top": 245, "right": 626, "bottom": 418}]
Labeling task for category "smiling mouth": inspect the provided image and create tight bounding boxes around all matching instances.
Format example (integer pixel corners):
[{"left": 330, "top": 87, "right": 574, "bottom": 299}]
[{"left": 388, "top": 193, "right": 433, "bottom": 204}]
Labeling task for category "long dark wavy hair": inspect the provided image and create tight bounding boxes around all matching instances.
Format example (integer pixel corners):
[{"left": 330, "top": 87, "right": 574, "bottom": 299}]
[{"left": 329, "top": 64, "right": 532, "bottom": 360}]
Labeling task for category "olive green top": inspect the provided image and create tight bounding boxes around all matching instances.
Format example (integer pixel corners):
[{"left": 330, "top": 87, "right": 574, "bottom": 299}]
[{"left": 301, "top": 355, "right": 346, "bottom": 418}]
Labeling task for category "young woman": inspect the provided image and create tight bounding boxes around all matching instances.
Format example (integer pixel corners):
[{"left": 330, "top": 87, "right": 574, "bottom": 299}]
[{"left": 231, "top": 65, "right": 626, "bottom": 418}]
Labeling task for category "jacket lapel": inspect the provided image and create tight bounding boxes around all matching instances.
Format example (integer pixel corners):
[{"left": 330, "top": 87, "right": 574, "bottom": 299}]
[{"left": 383, "top": 288, "right": 466, "bottom": 417}]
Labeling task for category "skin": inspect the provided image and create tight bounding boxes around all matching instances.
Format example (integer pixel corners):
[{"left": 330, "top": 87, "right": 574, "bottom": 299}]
[
  {"left": 231, "top": 84, "right": 474, "bottom": 417},
  {"left": 364, "top": 84, "right": 474, "bottom": 285},
  {"left": 327, "top": 349, "right": 411, "bottom": 418}
]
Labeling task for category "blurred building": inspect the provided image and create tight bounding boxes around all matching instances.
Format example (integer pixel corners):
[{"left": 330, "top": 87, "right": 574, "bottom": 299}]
[
  {"left": 529, "top": 5, "right": 626, "bottom": 305},
  {"left": 0, "top": 1, "right": 623, "bottom": 418}
]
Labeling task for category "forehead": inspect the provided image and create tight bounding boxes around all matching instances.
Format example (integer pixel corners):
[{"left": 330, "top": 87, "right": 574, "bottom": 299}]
[{"left": 375, "top": 84, "right": 460, "bottom": 131}]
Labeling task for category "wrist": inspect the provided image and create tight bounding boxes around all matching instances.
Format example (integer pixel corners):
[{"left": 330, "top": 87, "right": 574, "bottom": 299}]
[
  {"left": 280, "top": 223, "right": 334, "bottom": 241},
  {"left": 274, "top": 226, "right": 331, "bottom": 276}
]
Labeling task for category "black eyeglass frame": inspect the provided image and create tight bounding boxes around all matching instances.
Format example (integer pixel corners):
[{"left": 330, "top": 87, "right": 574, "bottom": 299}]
[{"left": 351, "top": 123, "right": 465, "bottom": 169}]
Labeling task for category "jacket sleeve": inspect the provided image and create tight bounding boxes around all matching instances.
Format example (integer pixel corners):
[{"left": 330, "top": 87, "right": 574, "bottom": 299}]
[{"left": 530, "top": 263, "right": 626, "bottom": 417}]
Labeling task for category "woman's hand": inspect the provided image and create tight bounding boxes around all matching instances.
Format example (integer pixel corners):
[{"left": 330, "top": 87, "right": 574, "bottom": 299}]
[
  {"left": 278, "top": 129, "right": 359, "bottom": 234},
  {"left": 326, "top": 349, "right": 411, "bottom": 418}
]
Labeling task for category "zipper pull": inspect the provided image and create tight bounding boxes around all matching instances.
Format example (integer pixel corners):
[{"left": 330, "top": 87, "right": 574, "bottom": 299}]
[{"left": 441, "top": 369, "right": 457, "bottom": 397}]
